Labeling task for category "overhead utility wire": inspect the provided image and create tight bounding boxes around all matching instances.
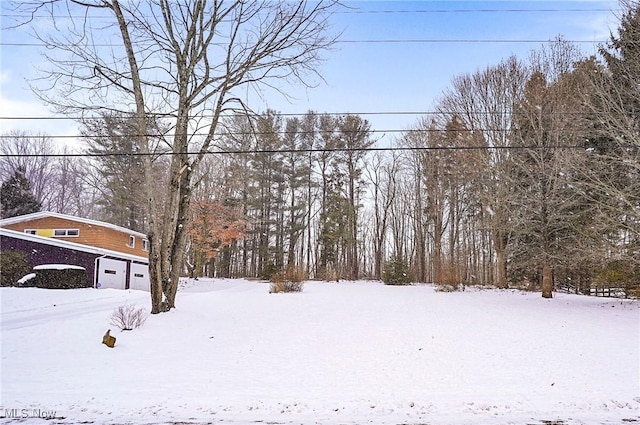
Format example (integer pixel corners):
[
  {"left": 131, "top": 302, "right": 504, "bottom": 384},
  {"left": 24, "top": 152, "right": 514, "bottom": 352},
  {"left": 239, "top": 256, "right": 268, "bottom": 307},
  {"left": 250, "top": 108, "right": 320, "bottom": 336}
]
[
  {"left": 2, "top": 144, "right": 631, "bottom": 159},
  {"left": 343, "top": 8, "right": 616, "bottom": 14},
  {"left": 4, "top": 111, "right": 429, "bottom": 120},
  {"left": 0, "top": 127, "right": 615, "bottom": 139},
  {"left": 0, "top": 111, "right": 621, "bottom": 121},
  {"left": 340, "top": 39, "right": 606, "bottom": 44},
  {"left": 0, "top": 38, "right": 608, "bottom": 47},
  {"left": 0, "top": 8, "right": 617, "bottom": 19}
]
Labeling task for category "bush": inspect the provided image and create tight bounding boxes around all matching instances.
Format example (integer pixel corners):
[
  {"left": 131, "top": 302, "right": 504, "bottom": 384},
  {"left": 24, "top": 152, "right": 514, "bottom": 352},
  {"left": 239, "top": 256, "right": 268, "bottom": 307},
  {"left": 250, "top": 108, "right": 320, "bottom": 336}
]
[
  {"left": 434, "top": 283, "right": 459, "bottom": 292},
  {"left": 594, "top": 260, "right": 640, "bottom": 298},
  {"left": 269, "top": 266, "right": 306, "bottom": 293},
  {"left": 319, "top": 265, "right": 339, "bottom": 282},
  {"left": 29, "top": 265, "right": 89, "bottom": 289},
  {"left": 434, "top": 266, "right": 461, "bottom": 291},
  {"left": 262, "top": 262, "right": 280, "bottom": 281},
  {"left": 0, "top": 250, "right": 31, "bottom": 287},
  {"left": 382, "top": 255, "right": 412, "bottom": 285},
  {"left": 110, "top": 304, "right": 148, "bottom": 331}
]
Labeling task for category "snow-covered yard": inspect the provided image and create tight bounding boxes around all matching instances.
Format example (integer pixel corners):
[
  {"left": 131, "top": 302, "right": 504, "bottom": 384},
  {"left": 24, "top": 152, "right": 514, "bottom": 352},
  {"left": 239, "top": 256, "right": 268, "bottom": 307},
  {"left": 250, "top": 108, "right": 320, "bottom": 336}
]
[{"left": 1, "top": 279, "right": 638, "bottom": 424}]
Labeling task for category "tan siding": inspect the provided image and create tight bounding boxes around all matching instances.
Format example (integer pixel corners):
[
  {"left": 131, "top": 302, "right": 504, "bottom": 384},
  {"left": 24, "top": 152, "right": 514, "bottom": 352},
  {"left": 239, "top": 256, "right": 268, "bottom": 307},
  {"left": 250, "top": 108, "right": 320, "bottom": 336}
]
[{"left": 2, "top": 217, "right": 148, "bottom": 258}]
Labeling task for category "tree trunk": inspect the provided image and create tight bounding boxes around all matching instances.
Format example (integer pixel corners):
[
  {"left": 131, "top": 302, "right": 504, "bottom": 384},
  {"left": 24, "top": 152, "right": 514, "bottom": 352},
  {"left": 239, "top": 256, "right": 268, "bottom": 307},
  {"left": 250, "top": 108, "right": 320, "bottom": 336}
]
[
  {"left": 148, "top": 240, "right": 164, "bottom": 314},
  {"left": 494, "top": 230, "right": 509, "bottom": 289},
  {"left": 433, "top": 236, "right": 442, "bottom": 284},
  {"left": 541, "top": 260, "right": 553, "bottom": 298}
]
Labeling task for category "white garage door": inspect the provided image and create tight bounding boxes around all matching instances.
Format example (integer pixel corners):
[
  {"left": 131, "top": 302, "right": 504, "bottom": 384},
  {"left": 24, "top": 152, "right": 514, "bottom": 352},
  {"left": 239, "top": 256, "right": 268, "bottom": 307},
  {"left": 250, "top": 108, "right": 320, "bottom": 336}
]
[
  {"left": 96, "top": 258, "right": 127, "bottom": 289},
  {"left": 129, "top": 262, "right": 150, "bottom": 291}
]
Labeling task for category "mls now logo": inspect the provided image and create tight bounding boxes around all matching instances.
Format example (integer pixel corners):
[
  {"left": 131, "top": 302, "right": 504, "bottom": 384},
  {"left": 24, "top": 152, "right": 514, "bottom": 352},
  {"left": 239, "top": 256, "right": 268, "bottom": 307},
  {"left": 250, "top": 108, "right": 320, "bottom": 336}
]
[{"left": 3, "top": 408, "right": 56, "bottom": 419}]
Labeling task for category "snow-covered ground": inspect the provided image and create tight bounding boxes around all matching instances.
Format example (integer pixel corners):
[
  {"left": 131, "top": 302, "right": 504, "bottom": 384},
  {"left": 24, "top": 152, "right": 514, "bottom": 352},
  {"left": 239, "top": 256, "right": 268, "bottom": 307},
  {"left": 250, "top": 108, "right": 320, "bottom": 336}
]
[{"left": 1, "top": 279, "right": 638, "bottom": 425}]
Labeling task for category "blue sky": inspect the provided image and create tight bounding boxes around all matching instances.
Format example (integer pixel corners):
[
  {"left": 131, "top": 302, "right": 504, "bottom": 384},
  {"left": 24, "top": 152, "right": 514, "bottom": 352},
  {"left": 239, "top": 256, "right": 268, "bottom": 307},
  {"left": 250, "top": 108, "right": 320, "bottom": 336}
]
[{"left": 0, "top": 1, "right": 620, "bottom": 149}]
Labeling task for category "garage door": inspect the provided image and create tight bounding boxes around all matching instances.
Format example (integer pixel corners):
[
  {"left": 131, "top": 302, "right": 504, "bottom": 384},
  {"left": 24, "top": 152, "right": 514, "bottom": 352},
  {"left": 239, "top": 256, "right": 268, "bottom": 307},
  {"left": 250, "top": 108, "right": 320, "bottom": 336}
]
[
  {"left": 129, "top": 262, "right": 150, "bottom": 291},
  {"left": 96, "top": 258, "right": 127, "bottom": 289}
]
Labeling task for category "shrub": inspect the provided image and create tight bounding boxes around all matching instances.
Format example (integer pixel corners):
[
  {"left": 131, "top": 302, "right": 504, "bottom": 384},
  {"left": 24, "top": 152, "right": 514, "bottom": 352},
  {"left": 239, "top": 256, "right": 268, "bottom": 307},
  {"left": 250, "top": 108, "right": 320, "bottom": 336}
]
[
  {"left": 30, "top": 265, "right": 88, "bottom": 289},
  {"left": 110, "top": 304, "right": 148, "bottom": 331},
  {"left": 594, "top": 260, "right": 640, "bottom": 298},
  {"left": 269, "top": 280, "right": 304, "bottom": 293},
  {"left": 434, "top": 266, "right": 461, "bottom": 291},
  {"left": 382, "top": 255, "right": 412, "bottom": 285},
  {"left": 269, "top": 266, "right": 306, "bottom": 293},
  {"left": 434, "top": 283, "right": 459, "bottom": 292},
  {"left": 317, "top": 266, "right": 339, "bottom": 282},
  {"left": 262, "top": 262, "right": 280, "bottom": 281},
  {"left": 0, "top": 250, "right": 31, "bottom": 287}
]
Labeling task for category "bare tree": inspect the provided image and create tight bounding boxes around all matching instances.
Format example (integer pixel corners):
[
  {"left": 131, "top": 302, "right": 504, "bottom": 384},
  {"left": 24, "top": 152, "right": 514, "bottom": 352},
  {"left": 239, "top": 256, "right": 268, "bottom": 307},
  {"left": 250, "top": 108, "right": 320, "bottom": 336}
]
[
  {"left": 0, "top": 131, "right": 58, "bottom": 210},
  {"left": 438, "top": 56, "right": 529, "bottom": 288},
  {"left": 53, "top": 147, "right": 96, "bottom": 217},
  {"left": 364, "top": 152, "right": 399, "bottom": 280},
  {"left": 0, "top": 131, "right": 92, "bottom": 216},
  {"left": 16, "top": 1, "right": 339, "bottom": 313}
]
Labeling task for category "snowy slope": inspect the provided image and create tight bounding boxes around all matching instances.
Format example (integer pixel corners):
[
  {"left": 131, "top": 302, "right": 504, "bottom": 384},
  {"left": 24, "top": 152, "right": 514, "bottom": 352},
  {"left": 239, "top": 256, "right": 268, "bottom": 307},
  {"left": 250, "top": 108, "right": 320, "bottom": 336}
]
[{"left": 1, "top": 279, "right": 638, "bottom": 425}]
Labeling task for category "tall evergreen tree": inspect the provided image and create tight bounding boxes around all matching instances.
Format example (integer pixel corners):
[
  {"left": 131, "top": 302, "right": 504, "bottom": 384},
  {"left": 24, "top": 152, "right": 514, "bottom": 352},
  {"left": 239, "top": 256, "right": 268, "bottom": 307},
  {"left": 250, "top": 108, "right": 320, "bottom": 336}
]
[
  {"left": 601, "top": 1, "right": 640, "bottom": 126},
  {"left": 281, "top": 116, "right": 311, "bottom": 269},
  {"left": 81, "top": 113, "right": 169, "bottom": 232},
  {"left": 587, "top": 0, "right": 640, "bottom": 271},
  {"left": 0, "top": 167, "right": 42, "bottom": 219},
  {"left": 510, "top": 40, "right": 593, "bottom": 298},
  {"left": 335, "top": 114, "right": 374, "bottom": 280}
]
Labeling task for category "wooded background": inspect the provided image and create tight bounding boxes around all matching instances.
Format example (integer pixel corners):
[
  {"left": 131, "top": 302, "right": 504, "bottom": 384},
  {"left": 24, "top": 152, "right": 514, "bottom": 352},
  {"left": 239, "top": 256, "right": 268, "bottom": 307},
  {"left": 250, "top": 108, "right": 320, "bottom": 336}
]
[{"left": 2, "top": 3, "right": 638, "bottom": 298}]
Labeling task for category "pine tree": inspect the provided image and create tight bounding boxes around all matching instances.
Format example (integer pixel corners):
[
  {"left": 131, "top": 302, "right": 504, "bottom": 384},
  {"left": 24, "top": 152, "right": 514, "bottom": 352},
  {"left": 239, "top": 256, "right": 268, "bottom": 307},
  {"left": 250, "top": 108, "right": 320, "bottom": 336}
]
[
  {"left": 590, "top": 1, "right": 640, "bottom": 274},
  {"left": 81, "top": 112, "right": 160, "bottom": 232},
  {"left": 0, "top": 167, "right": 42, "bottom": 219},
  {"left": 600, "top": 2, "right": 640, "bottom": 124}
]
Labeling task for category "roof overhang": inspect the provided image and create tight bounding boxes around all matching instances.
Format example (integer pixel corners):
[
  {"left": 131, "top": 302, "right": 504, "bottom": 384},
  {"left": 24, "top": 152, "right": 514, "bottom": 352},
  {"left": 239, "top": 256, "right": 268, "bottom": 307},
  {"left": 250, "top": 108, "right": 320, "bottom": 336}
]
[
  {"left": 0, "top": 228, "right": 149, "bottom": 264},
  {"left": 0, "top": 212, "right": 147, "bottom": 239}
]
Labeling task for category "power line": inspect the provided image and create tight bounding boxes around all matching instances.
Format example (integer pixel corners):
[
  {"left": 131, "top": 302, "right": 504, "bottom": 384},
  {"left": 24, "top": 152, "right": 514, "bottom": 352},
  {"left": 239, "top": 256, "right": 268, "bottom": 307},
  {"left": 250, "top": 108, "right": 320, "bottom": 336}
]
[
  {"left": 0, "top": 8, "right": 617, "bottom": 19},
  {"left": 0, "top": 38, "right": 608, "bottom": 47},
  {"left": 3, "top": 111, "right": 429, "bottom": 120},
  {"left": 340, "top": 39, "right": 606, "bottom": 44},
  {"left": 0, "top": 111, "right": 622, "bottom": 121},
  {"left": 0, "top": 126, "right": 616, "bottom": 140},
  {"left": 2, "top": 8, "right": 619, "bottom": 15},
  {"left": 1, "top": 144, "right": 629, "bottom": 159},
  {"left": 341, "top": 8, "right": 617, "bottom": 14}
]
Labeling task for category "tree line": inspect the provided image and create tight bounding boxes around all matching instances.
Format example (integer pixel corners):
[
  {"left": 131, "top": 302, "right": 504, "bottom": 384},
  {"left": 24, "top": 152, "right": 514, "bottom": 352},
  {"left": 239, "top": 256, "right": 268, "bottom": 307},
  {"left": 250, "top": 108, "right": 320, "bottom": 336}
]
[{"left": 2, "top": 1, "right": 638, "bottom": 303}]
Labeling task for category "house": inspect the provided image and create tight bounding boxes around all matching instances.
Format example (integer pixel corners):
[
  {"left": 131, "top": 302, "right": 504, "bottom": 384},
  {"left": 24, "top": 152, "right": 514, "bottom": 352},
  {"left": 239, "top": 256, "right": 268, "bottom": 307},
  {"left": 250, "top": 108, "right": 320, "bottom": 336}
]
[{"left": 0, "top": 212, "right": 150, "bottom": 291}]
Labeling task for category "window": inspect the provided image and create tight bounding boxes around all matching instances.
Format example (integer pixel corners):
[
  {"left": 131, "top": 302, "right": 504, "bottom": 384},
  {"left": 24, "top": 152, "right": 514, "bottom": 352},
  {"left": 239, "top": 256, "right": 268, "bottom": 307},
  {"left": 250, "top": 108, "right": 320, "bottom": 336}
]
[
  {"left": 24, "top": 229, "right": 37, "bottom": 235},
  {"left": 142, "top": 239, "right": 149, "bottom": 251},
  {"left": 53, "top": 229, "right": 80, "bottom": 237},
  {"left": 128, "top": 235, "right": 135, "bottom": 248}
]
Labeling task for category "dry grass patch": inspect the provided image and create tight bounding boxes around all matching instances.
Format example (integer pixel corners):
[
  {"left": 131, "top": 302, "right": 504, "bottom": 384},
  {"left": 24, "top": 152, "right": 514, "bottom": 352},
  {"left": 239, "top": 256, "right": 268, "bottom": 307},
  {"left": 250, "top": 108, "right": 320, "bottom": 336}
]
[{"left": 269, "top": 267, "right": 306, "bottom": 293}]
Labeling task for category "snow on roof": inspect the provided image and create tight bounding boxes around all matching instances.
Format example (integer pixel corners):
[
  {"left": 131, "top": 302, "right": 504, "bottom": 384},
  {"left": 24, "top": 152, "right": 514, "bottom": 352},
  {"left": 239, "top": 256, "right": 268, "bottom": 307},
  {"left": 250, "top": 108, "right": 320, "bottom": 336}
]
[
  {"left": 33, "top": 264, "right": 86, "bottom": 271},
  {"left": 0, "top": 228, "right": 149, "bottom": 264},
  {"left": 0, "top": 211, "right": 147, "bottom": 238}
]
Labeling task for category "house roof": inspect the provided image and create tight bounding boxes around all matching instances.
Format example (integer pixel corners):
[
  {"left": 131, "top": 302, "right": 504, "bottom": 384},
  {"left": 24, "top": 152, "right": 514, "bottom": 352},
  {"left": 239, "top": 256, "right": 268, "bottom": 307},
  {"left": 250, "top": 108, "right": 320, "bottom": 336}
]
[
  {"left": 0, "top": 211, "right": 147, "bottom": 238},
  {"left": 0, "top": 228, "right": 149, "bottom": 263}
]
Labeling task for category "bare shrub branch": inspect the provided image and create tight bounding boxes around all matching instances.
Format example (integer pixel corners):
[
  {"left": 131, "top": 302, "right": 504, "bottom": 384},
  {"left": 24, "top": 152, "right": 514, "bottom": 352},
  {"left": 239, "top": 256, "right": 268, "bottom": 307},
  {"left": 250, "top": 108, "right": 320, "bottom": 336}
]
[{"left": 109, "top": 304, "right": 148, "bottom": 331}]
